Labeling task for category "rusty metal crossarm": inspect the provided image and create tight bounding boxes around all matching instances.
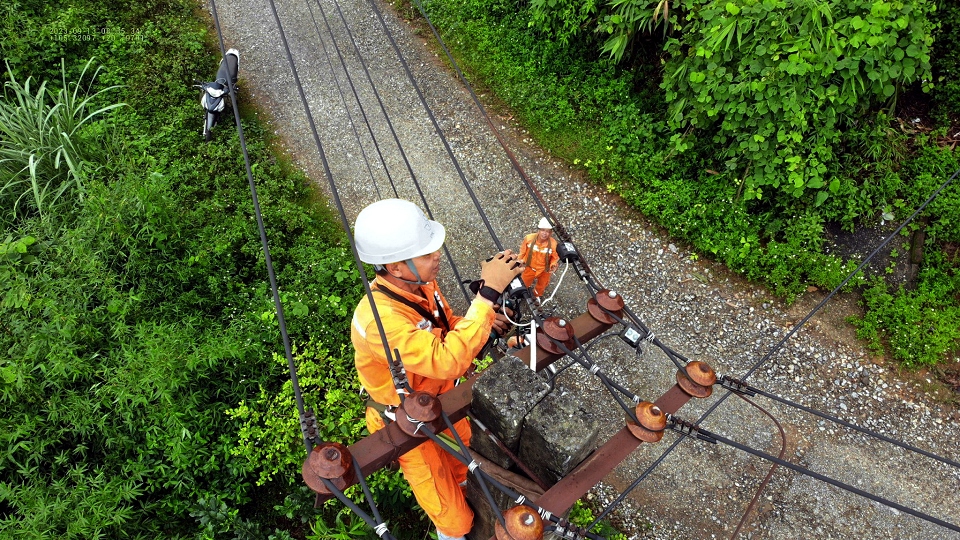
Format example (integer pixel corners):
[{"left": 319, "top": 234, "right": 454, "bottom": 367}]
[{"left": 304, "top": 310, "right": 611, "bottom": 502}]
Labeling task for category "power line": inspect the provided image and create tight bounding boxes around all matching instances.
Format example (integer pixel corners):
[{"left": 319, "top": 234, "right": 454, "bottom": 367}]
[
  {"left": 207, "top": 0, "right": 311, "bottom": 452},
  {"left": 667, "top": 415, "right": 960, "bottom": 534}
]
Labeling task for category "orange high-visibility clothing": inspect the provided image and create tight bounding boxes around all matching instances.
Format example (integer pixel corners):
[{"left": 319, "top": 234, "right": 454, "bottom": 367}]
[
  {"left": 352, "top": 276, "right": 495, "bottom": 537},
  {"left": 519, "top": 233, "right": 558, "bottom": 297}
]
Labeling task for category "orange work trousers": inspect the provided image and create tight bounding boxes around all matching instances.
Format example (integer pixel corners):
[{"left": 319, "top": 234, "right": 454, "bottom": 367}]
[
  {"left": 366, "top": 408, "right": 473, "bottom": 537},
  {"left": 521, "top": 267, "right": 552, "bottom": 298}
]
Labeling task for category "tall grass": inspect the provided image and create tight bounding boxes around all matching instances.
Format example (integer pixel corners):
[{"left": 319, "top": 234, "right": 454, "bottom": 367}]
[{"left": 0, "top": 58, "right": 123, "bottom": 221}]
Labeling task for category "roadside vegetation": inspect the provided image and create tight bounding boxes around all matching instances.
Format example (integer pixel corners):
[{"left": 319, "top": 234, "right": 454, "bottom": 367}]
[
  {"left": 2, "top": 0, "right": 958, "bottom": 539},
  {"left": 0, "top": 0, "right": 415, "bottom": 537},
  {"left": 419, "top": 0, "right": 960, "bottom": 367}
]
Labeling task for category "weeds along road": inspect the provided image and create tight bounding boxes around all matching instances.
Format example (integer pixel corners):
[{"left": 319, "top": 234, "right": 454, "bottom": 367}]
[{"left": 205, "top": 0, "right": 960, "bottom": 538}]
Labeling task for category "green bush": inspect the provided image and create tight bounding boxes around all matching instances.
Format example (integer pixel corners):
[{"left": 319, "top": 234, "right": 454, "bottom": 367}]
[
  {"left": 855, "top": 256, "right": 960, "bottom": 366},
  {"left": 0, "top": 0, "right": 375, "bottom": 536},
  {"left": 931, "top": 0, "right": 960, "bottom": 122},
  {"left": 663, "top": 0, "right": 936, "bottom": 203}
]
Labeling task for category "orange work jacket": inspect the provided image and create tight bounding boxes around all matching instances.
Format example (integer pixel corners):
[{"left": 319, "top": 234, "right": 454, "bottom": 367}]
[
  {"left": 352, "top": 276, "right": 495, "bottom": 407},
  {"left": 519, "top": 233, "right": 559, "bottom": 273}
]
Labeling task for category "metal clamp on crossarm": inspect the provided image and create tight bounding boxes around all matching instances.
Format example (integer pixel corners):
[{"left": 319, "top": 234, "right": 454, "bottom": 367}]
[
  {"left": 667, "top": 415, "right": 718, "bottom": 444},
  {"left": 619, "top": 324, "right": 646, "bottom": 349},
  {"left": 718, "top": 374, "right": 757, "bottom": 396},
  {"left": 300, "top": 408, "right": 319, "bottom": 445}
]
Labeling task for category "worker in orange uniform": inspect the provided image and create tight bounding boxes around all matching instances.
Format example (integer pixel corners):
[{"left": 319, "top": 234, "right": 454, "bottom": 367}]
[
  {"left": 351, "top": 199, "right": 522, "bottom": 540},
  {"left": 519, "top": 217, "right": 559, "bottom": 299}
]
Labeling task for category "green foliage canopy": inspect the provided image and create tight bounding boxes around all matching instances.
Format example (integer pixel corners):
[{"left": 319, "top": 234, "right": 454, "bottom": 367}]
[{"left": 663, "top": 0, "right": 937, "bottom": 202}]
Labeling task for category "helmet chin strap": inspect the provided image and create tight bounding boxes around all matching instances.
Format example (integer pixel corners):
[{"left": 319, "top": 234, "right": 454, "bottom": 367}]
[{"left": 395, "top": 259, "right": 429, "bottom": 286}]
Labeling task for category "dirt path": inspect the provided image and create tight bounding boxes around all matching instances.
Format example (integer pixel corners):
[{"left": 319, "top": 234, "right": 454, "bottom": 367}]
[{"left": 205, "top": 1, "right": 960, "bottom": 538}]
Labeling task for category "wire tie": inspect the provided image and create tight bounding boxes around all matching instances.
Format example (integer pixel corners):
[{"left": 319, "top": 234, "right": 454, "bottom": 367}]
[
  {"left": 632, "top": 394, "right": 641, "bottom": 404},
  {"left": 374, "top": 524, "right": 389, "bottom": 538},
  {"left": 589, "top": 364, "right": 600, "bottom": 375},
  {"left": 514, "top": 494, "right": 526, "bottom": 505},
  {"left": 538, "top": 508, "right": 552, "bottom": 521},
  {"left": 467, "top": 460, "right": 480, "bottom": 473},
  {"left": 407, "top": 415, "right": 424, "bottom": 434},
  {"left": 644, "top": 331, "right": 655, "bottom": 343}
]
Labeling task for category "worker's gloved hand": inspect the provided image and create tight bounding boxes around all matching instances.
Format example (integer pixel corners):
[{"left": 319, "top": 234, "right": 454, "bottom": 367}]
[
  {"left": 491, "top": 303, "right": 514, "bottom": 336},
  {"left": 480, "top": 249, "right": 523, "bottom": 293}
]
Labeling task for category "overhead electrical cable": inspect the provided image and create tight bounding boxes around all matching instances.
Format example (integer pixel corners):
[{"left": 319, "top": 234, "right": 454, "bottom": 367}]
[
  {"left": 598, "top": 164, "right": 960, "bottom": 521},
  {"left": 728, "top": 394, "right": 786, "bottom": 540},
  {"left": 408, "top": 0, "right": 569, "bottom": 240},
  {"left": 366, "top": 0, "right": 505, "bottom": 251},
  {"left": 720, "top": 376, "right": 960, "bottom": 470},
  {"left": 207, "top": 0, "right": 312, "bottom": 453},
  {"left": 302, "top": 0, "right": 396, "bottom": 200},
  {"left": 263, "top": 0, "right": 411, "bottom": 411},
  {"left": 667, "top": 415, "right": 960, "bottom": 534},
  {"left": 323, "top": 0, "right": 472, "bottom": 300}
]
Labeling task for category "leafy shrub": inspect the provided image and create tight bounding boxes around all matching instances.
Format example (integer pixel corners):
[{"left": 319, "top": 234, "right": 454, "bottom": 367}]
[
  {"left": 663, "top": 0, "right": 937, "bottom": 203},
  {"left": 855, "top": 257, "right": 960, "bottom": 367},
  {"left": 0, "top": 1, "right": 370, "bottom": 536},
  {"left": 930, "top": 0, "right": 960, "bottom": 123}
]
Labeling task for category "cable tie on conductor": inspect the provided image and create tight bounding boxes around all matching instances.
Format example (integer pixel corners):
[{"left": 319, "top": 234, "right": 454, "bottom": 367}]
[
  {"left": 374, "top": 524, "right": 389, "bottom": 538},
  {"left": 467, "top": 460, "right": 480, "bottom": 473},
  {"left": 589, "top": 364, "right": 600, "bottom": 375}
]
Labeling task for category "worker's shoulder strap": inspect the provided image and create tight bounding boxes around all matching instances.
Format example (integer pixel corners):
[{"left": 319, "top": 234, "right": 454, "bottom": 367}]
[{"left": 373, "top": 286, "right": 450, "bottom": 333}]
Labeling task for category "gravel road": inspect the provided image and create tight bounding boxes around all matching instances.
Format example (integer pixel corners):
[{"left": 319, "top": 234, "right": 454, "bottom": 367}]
[{"left": 204, "top": 0, "right": 960, "bottom": 537}]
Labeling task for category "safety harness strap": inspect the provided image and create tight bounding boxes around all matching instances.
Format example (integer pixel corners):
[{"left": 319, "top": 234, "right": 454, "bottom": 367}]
[{"left": 374, "top": 286, "right": 451, "bottom": 334}]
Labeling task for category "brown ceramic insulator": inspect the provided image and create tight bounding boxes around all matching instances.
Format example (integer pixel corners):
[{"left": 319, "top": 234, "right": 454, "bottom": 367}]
[
  {"left": 495, "top": 506, "right": 545, "bottom": 540},
  {"left": 626, "top": 417, "right": 664, "bottom": 443},
  {"left": 676, "top": 369, "right": 713, "bottom": 398},
  {"left": 534, "top": 332, "right": 564, "bottom": 355},
  {"left": 542, "top": 317, "right": 575, "bottom": 342},
  {"left": 635, "top": 401, "right": 667, "bottom": 432},
  {"left": 597, "top": 289, "right": 626, "bottom": 312},
  {"left": 395, "top": 392, "right": 444, "bottom": 438},
  {"left": 306, "top": 442, "right": 354, "bottom": 494},
  {"left": 685, "top": 361, "right": 717, "bottom": 387},
  {"left": 587, "top": 290, "right": 624, "bottom": 324},
  {"left": 536, "top": 317, "right": 574, "bottom": 355}
]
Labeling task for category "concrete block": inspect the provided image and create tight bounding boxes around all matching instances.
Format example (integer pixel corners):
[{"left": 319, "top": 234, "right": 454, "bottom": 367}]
[
  {"left": 518, "top": 390, "right": 600, "bottom": 485},
  {"left": 471, "top": 356, "right": 551, "bottom": 467}
]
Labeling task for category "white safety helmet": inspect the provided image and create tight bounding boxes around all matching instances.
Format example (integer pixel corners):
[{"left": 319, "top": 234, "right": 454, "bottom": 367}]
[
  {"left": 354, "top": 199, "right": 446, "bottom": 265},
  {"left": 538, "top": 217, "right": 553, "bottom": 229}
]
